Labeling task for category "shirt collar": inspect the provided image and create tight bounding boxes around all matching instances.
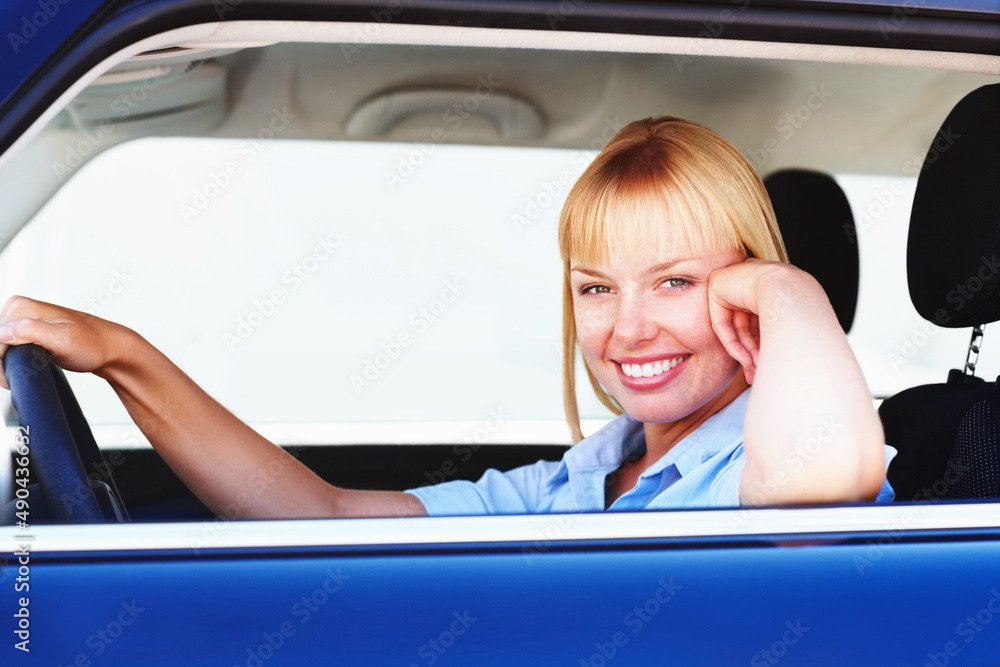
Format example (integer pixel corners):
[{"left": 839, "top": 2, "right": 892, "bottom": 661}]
[
  {"left": 645, "top": 388, "right": 750, "bottom": 478},
  {"left": 553, "top": 388, "right": 750, "bottom": 486}
]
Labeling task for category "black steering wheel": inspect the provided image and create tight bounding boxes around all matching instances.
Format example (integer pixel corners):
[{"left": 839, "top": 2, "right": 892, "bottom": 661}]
[{"left": 6, "top": 344, "right": 127, "bottom": 523}]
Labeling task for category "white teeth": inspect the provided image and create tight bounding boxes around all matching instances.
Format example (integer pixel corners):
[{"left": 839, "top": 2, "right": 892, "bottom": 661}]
[{"left": 620, "top": 355, "right": 690, "bottom": 379}]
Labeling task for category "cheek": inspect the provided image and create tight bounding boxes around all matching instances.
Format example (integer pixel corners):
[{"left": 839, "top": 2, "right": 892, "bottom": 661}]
[
  {"left": 691, "top": 316, "right": 724, "bottom": 351},
  {"left": 573, "top": 303, "right": 612, "bottom": 350},
  {"left": 694, "top": 321, "right": 739, "bottom": 372},
  {"left": 665, "top": 298, "right": 717, "bottom": 348},
  {"left": 671, "top": 302, "right": 737, "bottom": 371}
]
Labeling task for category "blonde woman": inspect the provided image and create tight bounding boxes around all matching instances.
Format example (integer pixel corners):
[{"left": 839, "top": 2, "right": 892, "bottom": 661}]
[{"left": 0, "top": 116, "right": 894, "bottom": 518}]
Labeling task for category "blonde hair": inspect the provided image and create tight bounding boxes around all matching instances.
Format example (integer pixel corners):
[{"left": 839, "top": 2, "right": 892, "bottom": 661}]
[{"left": 558, "top": 116, "right": 788, "bottom": 442}]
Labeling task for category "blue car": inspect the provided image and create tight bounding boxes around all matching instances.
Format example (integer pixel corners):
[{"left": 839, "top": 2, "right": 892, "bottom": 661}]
[{"left": 2, "top": 0, "right": 1000, "bottom": 664}]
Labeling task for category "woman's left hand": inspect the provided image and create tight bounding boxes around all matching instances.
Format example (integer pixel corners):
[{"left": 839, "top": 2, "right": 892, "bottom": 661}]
[
  {"left": 708, "top": 257, "right": 887, "bottom": 504},
  {"left": 706, "top": 258, "right": 822, "bottom": 385}
]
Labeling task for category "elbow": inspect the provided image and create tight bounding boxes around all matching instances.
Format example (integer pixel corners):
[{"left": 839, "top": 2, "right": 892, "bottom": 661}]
[
  {"left": 809, "top": 449, "right": 886, "bottom": 504},
  {"left": 852, "top": 417, "right": 888, "bottom": 502},
  {"left": 855, "top": 440, "right": 888, "bottom": 502},
  {"left": 741, "top": 431, "right": 887, "bottom": 506}
]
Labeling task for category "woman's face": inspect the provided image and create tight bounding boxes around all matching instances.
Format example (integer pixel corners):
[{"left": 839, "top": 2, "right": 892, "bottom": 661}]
[{"left": 570, "top": 237, "right": 747, "bottom": 424}]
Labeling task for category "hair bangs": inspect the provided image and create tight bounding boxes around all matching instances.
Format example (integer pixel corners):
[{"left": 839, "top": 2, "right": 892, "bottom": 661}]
[{"left": 560, "top": 164, "right": 745, "bottom": 269}]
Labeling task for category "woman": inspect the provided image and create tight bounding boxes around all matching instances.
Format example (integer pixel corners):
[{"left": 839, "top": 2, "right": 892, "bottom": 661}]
[{"left": 0, "top": 116, "right": 893, "bottom": 519}]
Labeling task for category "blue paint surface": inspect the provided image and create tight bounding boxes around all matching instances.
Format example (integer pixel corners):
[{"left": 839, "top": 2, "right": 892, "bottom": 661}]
[
  {"left": 0, "top": 0, "right": 108, "bottom": 109},
  {"left": 4, "top": 536, "right": 1000, "bottom": 664}
]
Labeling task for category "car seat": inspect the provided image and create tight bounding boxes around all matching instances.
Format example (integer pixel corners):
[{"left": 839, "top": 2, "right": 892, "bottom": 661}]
[
  {"left": 878, "top": 83, "right": 1000, "bottom": 501},
  {"left": 764, "top": 168, "right": 859, "bottom": 333}
]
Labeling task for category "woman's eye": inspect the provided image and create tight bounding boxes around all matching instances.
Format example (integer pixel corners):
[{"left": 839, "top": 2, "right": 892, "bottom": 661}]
[
  {"left": 663, "top": 277, "right": 689, "bottom": 289},
  {"left": 580, "top": 284, "right": 612, "bottom": 295}
]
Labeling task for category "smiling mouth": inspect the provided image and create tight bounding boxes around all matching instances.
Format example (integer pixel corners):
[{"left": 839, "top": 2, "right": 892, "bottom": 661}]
[{"left": 619, "top": 354, "right": 691, "bottom": 378}]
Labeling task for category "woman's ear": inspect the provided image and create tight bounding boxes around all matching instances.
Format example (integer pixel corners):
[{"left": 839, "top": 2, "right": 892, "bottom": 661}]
[{"left": 742, "top": 363, "right": 756, "bottom": 385}]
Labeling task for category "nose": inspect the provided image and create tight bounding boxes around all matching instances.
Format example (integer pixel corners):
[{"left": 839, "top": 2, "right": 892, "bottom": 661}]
[{"left": 612, "top": 293, "right": 659, "bottom": 349}]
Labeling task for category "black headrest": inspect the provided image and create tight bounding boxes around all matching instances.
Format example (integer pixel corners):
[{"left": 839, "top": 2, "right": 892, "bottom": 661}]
[
  {"left": 764, "top": 169, "right": 859, "bottom": 333},
  {"left": 908, "top": 83, "right": 1000, "bottom": 328}
]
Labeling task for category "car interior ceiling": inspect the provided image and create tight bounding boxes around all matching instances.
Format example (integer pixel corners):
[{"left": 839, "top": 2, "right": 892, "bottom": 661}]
[{"left": 1, "top": 40, "right": 997, "bottom": 245}]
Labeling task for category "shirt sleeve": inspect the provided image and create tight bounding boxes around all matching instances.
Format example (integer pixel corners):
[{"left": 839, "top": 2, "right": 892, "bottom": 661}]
[
  {"left": 874, "top": 445, "right": 898, "bottom": 503},
  {"left": 708, "top": 447, "right": 746, "bottom": 507},
  {"left": 404, "top": 459, "right": 563, "bottom": 516}
]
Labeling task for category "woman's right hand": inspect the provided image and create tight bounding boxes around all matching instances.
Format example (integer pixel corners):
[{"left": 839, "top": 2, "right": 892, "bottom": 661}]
[
  {"left": 0, "top": 295, "right": 426, "bottom": 519},
  {"left": 0, "top": 295, "right": 133, "bottom": 389}
]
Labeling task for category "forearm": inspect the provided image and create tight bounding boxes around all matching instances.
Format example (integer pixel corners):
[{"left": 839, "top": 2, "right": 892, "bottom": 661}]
[
  {"left": 740, "top": 270, "right": 885, "bottom": 505},
  {"left": 97, "top": 327, "right": 343, "bottom": 519},
  {"left": 0, "top": 295, "right": 426, "bottom": 519}
]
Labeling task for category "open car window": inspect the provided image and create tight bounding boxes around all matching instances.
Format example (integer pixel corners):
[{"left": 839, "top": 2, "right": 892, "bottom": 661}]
[{"left": 0, "top": 28, "right": 996, "bottom": 525}]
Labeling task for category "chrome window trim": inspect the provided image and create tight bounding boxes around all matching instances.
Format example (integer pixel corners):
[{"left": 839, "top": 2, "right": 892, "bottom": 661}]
[{"left": 5, "top": 503, "right": 998, "bottom": 554}]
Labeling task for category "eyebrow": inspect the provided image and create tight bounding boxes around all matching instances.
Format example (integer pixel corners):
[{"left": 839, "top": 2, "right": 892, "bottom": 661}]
[{"left": 570, "top": 259, "right": 696, "bottom": 279}]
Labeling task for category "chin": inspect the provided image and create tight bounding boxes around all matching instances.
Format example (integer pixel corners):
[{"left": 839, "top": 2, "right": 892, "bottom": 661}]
[
  {"left": 611, "top": 373, "right": 745, "bottom": 425},
  {"left": 614, "top": 394, "right": 700, "bottom": 425}
]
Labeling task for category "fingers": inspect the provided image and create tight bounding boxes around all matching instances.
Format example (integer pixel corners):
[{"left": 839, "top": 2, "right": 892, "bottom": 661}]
[
  {"left": 0, "top": 297, "right": 83, "bottom": 389},
  {"left": 0, "top": 324, "right": 13, "bottom": 389},
  {"left": 0, "top": 295, "right": 54, "bottom": 323},
  {"left": 0, "top": 318, "right": 67, "bottom": 388},
  {"left": 708, "top": 263, "right": 766, "bottom": 381},
  {"left": 708, "top": 290, "right": 754, "bottom": 370},
  {"left": 733, "top": 311, "right": 760, "bottom": 368},
  {"left": 734, "top": 311, "right": 760, "bottom": 384},
  {"left": 0, "top": 296, "right": 64, "bottom": 346},
  {"left": 1, "top": 317, "right": 65, "bottom": 348},
  {"left": 0, "top": 297, "right": 51, "bottom": 391}
]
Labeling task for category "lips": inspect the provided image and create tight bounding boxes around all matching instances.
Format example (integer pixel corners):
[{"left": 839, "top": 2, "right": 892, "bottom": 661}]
[
  {"left": 619, "top": 354, "right": 691, "bottom": 378},
  {"left": 615, "top": 353, "right": 691, "bottom": 391}
]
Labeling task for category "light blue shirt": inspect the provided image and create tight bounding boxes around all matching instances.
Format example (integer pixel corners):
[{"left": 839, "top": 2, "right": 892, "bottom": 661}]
[{"left": 406, "top": 389, "right": 897, "bottom": 515}]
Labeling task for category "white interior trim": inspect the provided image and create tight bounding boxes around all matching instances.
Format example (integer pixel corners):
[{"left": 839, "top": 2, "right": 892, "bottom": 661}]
[
  {"left": 4, "top": 421, "right": 608, "bottom": 450},
  {"left": 0, "top": 24, "right": 217, "bottom": 172},
  {"left": 187, "top": 19, "right": 1000, "bottom": 73},
  {"left": 3, "top": 405, "right": 886, "bottom": 449},
  {"left": 4, "top": 502, "right": 997, "bottom": 554}
]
